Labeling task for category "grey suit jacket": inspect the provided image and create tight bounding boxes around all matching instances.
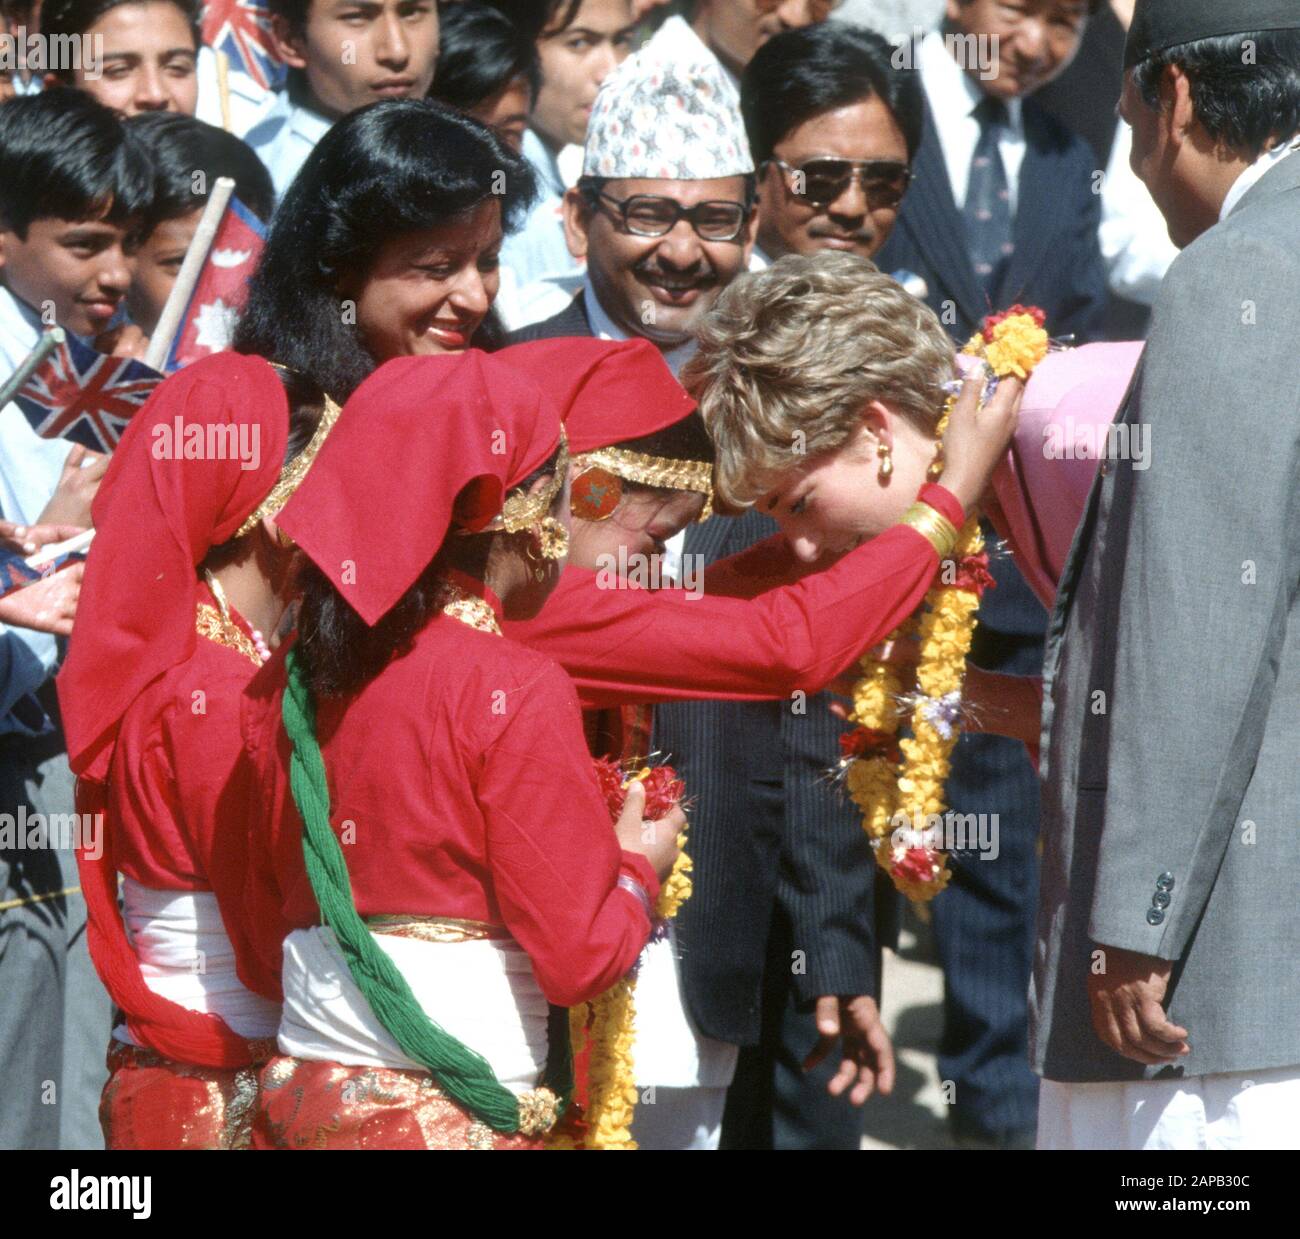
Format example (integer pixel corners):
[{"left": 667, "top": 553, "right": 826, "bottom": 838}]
[{"left": 1030, "top": 153, "right": 1300, "bottom": 1082}]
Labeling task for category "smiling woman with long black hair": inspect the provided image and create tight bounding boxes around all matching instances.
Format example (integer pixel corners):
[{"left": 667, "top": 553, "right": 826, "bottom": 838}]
[{"left": 232, "top": 97, "right": 537, "bottom": 400}]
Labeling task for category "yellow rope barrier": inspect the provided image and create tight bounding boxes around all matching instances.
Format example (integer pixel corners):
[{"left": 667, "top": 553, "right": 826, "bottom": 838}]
[{"left": 0, "top": 885, "right": 82, "bottom": 912}]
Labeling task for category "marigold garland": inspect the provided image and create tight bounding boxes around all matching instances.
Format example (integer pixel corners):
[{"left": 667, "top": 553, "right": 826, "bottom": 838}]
[
  {"left": 844, "top": 307, "right": 1050, "bottom": 903},
  {"left": 545, "top": 761, "right": 691, "bottom": 1150}
]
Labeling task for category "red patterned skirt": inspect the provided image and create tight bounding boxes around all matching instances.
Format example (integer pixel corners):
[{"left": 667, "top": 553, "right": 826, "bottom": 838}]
[
  {"left": 99, "top": 1040, "right": 277, "bottom": 1150},
  {"left": 251, "top": 1056, "right": 547, "bottom": 1150}
]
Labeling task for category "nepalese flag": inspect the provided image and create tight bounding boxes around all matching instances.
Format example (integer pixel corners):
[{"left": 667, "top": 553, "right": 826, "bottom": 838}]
[
  {"left": 164, "top": 197, "right": 266, "bottom": 373},
  {"left": 14, "top": 334, "right": 164, "bottom": 454},
  {"left": 201, "top": 0, "right": 287, "bottom": 92}
]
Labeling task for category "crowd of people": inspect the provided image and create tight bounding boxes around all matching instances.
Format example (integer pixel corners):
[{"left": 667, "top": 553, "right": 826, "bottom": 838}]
[{"left": 0, "top": 0, "right": 1297, "bottom": 1153}]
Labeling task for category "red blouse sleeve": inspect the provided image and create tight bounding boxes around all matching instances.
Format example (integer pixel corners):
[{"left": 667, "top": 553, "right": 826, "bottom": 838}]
[
  {"left": 508, "top": 487, "right": 965, "bottom": 711},
  {"left": 471, "top": 656, "right": 657, "bottom": 1007}
]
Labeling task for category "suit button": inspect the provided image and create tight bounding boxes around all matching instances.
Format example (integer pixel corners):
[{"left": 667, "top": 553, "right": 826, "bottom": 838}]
[
  {"left": 1152, "top": 890, "right": 1171, "bottom": 909},
  {"left": 1156, "top": 872, "right": 1174, "bottom": 891},
  {"left": 1146, "top": 908, "right": 1165, "bottom": 926}
]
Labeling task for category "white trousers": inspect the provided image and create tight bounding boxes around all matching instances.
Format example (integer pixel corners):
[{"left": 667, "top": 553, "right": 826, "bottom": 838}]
[
  {"left": 1038, "top": 1066, "right": 1300, "bottom": 1150},
  {"left": 630, "top": 1086, "right": 728, "bottom": 1150}
]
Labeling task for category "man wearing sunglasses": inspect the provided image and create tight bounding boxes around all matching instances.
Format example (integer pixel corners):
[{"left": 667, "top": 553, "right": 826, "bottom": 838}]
[{"left": 741, "top": 22, "right": 924, "bottom": 266}]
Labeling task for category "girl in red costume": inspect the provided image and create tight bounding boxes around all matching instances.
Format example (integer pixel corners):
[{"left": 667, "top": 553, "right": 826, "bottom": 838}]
[
  {"left": 57, "top": 359, "right": 333, "bottom": 1148},
  {"left": 500, "top": 336, "right": 1019, "bottom": 720},
  {"left": 240, "top": 351, "right": 681, "bottom": 1150}
]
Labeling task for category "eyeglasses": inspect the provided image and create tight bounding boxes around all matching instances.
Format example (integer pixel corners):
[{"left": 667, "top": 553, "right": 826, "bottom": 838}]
[
  {"left": 769, "top": 157, "right": 912, "bottom": 211},
  {"left": 586, "top": 190, "right": 750, "bottom": 243}
]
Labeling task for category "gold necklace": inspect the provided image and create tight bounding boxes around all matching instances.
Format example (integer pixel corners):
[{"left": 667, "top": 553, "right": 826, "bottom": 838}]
[
  {"left": 437, "top": 579, "right": 501, "bottom": 636},
  {"left": 197, "top": 571, "right": 263, "bottom": 666}
]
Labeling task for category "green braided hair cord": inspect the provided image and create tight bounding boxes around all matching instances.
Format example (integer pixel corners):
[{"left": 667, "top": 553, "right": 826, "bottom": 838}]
[{"left": 281, "top": 645, "right": 571, "bottom": 1133}]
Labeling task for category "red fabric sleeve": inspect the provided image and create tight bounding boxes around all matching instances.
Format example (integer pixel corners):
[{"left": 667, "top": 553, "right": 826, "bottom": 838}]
[
  {"left": 509, "top": 513, "right": 958, "bottom": 711},
  {"left": 474, "top": 658, "right": 656, "bottom": 1006},
  {"left": 917, "top": 483, "right": 964, "bottom": 527}
]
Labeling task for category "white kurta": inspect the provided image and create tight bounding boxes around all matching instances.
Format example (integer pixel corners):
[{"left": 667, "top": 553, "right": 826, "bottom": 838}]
[{"left": 1038, "top": 1067, "right": 1300, "bottom": 1150}]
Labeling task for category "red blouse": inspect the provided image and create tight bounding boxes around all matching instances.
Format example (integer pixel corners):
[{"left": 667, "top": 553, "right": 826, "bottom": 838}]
[
  {"left": 506, "top": 484, "right": 965, "bottom": 710},
  {"left": 108, "top": 583, "right": 260, "bottom": 897},
  {"left": 241, "top": 589, "right": 659, "bottom": 1009},
  {"left": 75, "top": 581, "right": 276, "bottom": 1065}
]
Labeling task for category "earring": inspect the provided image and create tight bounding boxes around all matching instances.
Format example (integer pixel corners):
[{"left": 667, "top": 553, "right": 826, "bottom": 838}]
[
  {"left": 877, "top": 442, "right": 893, "bottom": 480},
  {"left": 523, "top": 537, "right": 545, "bottom": 581}
]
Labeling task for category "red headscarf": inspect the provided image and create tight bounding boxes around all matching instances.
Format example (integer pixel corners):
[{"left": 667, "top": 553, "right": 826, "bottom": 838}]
[
  {"left": 60, "top": 352, "right": 289, "bottom": 781},
  {"left": 496, "top": 337, "right": 697, "bottom": 453},
  {"left": 56, "top": 351, "right": 291, "bottom": 1069},
  {"left": 277, "top": 350, "right": 564, "bottom": 626}
]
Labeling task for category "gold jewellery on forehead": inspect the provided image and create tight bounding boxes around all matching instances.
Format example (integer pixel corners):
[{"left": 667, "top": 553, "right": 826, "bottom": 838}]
[{"left": 570, "top": 446, "right": 714, "bottom": 524}]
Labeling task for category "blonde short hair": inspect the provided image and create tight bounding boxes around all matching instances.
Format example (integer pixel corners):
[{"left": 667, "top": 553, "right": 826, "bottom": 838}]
[{"left": 682, "top": 251, "right": 955, "bottom": 510}]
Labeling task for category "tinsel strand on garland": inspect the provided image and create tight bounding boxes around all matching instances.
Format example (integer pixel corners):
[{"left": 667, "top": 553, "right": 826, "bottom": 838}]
[{"left": 546, "top": 763, "right": 690, "bottom": 1149}]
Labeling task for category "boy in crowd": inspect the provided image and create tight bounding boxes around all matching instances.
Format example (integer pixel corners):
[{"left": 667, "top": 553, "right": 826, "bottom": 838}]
[
  {"left": 430, "top": 0, "right": 539, "bottom": 155},
  {"left": 497, "top": 0, "right": 636, "bottom": 314},
  {"left": 249, "top": 0, "right": 440, "bottom": 199},
  {"left": 0, "top": 88, "right": 154, "bottom": 1149},
  {"left": 41, "top": 0, "right": 201, "bottom": 116},
  {"left": 682, "top": 0, "right": 835, "bottom": 85}
]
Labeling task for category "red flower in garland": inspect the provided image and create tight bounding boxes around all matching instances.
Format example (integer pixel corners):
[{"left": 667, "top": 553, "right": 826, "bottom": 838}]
[
  {"left": 981, "top": 304, "right": 1046, "bottom": 342},
  {"left": 893, "top": 847, "right": 938, "bottom": 886},
  {"left": 951, "top": 551, "right": 996, "bottom": 596},
  {"left": 840, "top": 727, "right": 903, "bottom": 765},
  {"left": 592, "top": 757, "right": 685, "bottom": 821}
]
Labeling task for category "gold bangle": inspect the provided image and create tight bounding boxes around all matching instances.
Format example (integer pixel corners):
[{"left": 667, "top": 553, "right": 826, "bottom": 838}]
[{"left": 899, "top": 502, "right": 959, "bottom": 558}]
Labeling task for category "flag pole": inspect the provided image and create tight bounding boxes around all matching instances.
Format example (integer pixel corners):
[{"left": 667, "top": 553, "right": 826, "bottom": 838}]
[
  {"left": 143, "top": 176, "right": 236, "bottom": 373},
  {"left": 0, "top": 328, "right": 65, "bottom": 409},
  {"left": 215, "top": 49, "right": 233, "bottom": 133},
  {"left": 24, "top": 528, "right": 96, "bottom": 569}
]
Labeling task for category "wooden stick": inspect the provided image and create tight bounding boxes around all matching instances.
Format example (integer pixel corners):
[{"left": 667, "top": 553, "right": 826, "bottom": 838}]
[
  {"left": 215, "top": 49, "right": 233, "bottom": 134},
  {"left": 143, "top": 177, "right": 236, "bottom": 372},
  {"left": 0, "top": 328, "right": 65, "bottom": 409}
]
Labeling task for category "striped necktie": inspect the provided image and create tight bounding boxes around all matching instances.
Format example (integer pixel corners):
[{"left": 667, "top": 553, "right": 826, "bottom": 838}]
[{"left": 964, "top": 95, "right": 1014, "bottom": 302}]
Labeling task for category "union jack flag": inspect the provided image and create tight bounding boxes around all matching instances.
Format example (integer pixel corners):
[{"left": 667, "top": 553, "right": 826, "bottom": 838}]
[
  {"left": 14, "top": 333, "right": 164, "bottom": 454},
  {"left": 0, "top": 547, "right": 84, "bottom": 600},
  {"left": 0, "top": 547, "right": 42, "bottom": 595},
  {"left": 201, "top": 0, "right": 287, "bottom": 93}
]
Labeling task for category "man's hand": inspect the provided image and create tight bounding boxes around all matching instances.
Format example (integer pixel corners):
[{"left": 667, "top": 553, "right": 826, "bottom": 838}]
[
  {"left": 38, "top": 445, "right": 109, "bottom": 530},
  {"left": 803, "top": 994, "right": 896, "bottom": 1105},
  {"left": 1087, "top": 945, "right": 1190, "bottom": 1066},
  {"left": 0, "top": 561, "right": 83, "bottom": 636}
]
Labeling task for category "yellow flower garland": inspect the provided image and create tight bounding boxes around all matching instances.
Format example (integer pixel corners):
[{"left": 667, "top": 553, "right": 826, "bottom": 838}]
[
  {"left": 546, "top": 775, "right": 693, "bottom": 1150},
  {"left": 846, "top": 309, "right": 1050, "bottom": 903}
]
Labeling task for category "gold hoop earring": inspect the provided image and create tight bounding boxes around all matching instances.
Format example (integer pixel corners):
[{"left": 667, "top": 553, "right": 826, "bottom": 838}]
[
  {"left": 523, "top": 533, "right": 548, "bottom": 582},
  {"left": 877, "top": 442, "right": 893, "bottom": 481}
]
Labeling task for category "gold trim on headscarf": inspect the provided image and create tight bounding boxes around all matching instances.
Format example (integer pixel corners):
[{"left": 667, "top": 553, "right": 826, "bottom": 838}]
[
  {"left": 483, "top": 429, "right": 569, "bottom": 533},
  {"left": 234, "top": 392, "right": 344, "bottom": 539},
  {"left": 472, "top": 429, "right": 571, "bottom": 559},
  {"left": 574, "top": 446, "right": 714, "bottom": 522}
]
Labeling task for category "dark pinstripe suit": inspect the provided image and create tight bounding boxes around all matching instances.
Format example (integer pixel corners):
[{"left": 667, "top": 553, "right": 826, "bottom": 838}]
[
  {"left": 656, "top": 510, "right": 889, "bottom": 1149},
  {"left": 510, "top": 301, "right": 888, "bottom": 1147}
]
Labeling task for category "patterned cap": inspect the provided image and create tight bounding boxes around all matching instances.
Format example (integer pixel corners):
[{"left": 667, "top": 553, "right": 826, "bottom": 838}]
[{"left": 582, "top": 15, "right": 754, "bottom": 181}]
